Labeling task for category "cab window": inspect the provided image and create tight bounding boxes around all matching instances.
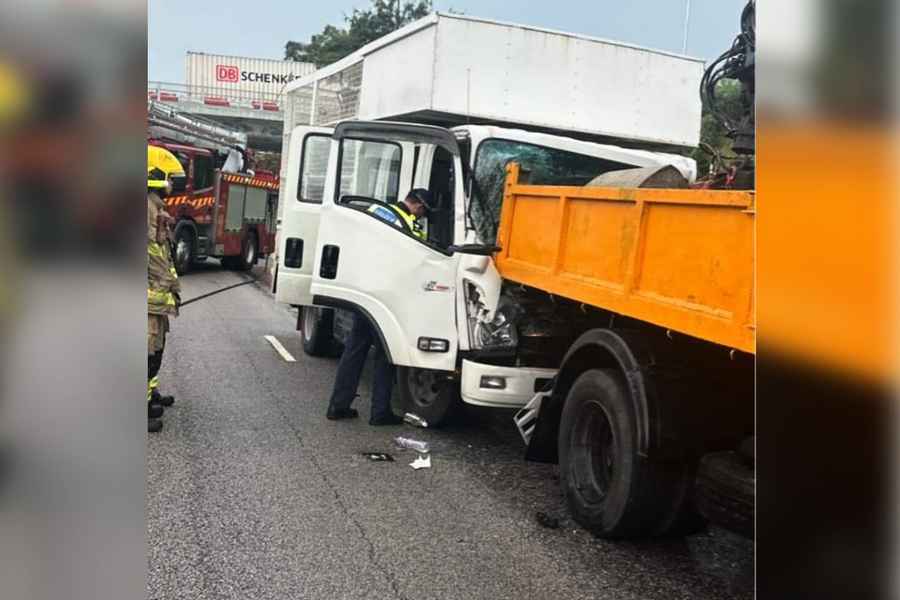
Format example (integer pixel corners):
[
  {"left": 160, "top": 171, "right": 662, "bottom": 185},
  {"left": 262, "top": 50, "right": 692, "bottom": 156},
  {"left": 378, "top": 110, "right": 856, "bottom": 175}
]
[
  {"left": 297, "top": 134, "right": 330, "bottom": 204},
  {"left": 336, "top": 138, "right": 402, "bottom": 205}
]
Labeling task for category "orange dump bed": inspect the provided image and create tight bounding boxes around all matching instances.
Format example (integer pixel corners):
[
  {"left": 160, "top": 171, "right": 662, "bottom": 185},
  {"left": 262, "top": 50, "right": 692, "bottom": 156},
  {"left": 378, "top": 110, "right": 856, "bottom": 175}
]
[{"left": 495, "top": 163, "right": 756, "bottom": 354}]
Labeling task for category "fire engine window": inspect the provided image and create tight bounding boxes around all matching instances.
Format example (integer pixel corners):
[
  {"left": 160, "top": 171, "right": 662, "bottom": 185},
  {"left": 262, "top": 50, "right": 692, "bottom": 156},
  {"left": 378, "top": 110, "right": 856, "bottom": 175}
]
[
  {"left": 193, "top": 154, "right": 214, "bottom": 190},
  {"left": 173, "top": 151, "right": 190, "bottom": 193},
  {"left": 175, "top": 151, "right": 190, "bottom": 174},
  {"left": 298, "top": 134, "right": 330, "bottom": 204}
]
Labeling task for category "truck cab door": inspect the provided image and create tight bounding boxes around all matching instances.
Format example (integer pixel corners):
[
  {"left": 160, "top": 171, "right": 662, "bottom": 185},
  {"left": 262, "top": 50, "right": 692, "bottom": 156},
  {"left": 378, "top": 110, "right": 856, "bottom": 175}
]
[
  {"left": 275, "top": 126, "right": 334, "bottom": 306},
  {"left": 311, "top": 122, "right": 464, "bottom": 371}
]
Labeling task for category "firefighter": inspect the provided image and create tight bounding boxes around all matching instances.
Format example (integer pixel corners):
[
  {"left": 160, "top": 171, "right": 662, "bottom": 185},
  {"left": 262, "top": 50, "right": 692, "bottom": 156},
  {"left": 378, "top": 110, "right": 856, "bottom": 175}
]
[{"left": 147, "top": 145, "right": 184, "bottom": 433}]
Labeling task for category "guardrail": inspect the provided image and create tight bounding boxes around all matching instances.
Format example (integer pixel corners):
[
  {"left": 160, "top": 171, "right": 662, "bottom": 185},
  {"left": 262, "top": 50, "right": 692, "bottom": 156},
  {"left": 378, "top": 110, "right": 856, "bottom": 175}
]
[{"left": 147, "top": 81, "right": 286, "bottom": 112}]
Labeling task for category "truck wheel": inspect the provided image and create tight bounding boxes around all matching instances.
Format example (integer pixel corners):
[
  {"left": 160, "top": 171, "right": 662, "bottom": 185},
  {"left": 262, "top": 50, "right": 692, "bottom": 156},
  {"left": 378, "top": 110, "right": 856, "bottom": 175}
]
[
  {"left": 174, "top": 228, "right": 194, "bottom": 275},
  {"left": 694, "top": 450, "right": 754, "bottom": 538},
  {"left": 238, "top": 232, "right": 258, "bottom": 271},
  {"left": 558, "top": 368, "right": 695, "bottom": 538},
  {"left": 397, "top": 366, "right": 460, "bottom": 427},
  {"left": 301, "top": 306, "right": 335, "bottom": 357}
]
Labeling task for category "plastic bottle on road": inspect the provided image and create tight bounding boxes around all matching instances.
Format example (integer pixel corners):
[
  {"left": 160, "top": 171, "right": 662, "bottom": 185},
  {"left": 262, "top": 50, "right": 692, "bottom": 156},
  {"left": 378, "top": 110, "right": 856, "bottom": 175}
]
[
  {"left": 403, "top": 412, "right": 429, "bottom": 428},
  {"left": 395, "top": 436, "right": 430, "bottom": 453}
]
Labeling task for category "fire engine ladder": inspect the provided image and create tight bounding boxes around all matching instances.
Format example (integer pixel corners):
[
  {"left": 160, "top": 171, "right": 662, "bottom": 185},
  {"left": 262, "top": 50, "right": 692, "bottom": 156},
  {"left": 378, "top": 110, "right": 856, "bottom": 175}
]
[{"left": 148, "top": 100, "right": 248, "bottom": 155}]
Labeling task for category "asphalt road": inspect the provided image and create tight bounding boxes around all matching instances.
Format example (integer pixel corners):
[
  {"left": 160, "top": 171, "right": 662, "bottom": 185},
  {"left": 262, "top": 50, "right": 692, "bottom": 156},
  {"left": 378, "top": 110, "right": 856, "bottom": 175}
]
[{"left": 147, "top": 263, "right": 754, "bottom": 600}]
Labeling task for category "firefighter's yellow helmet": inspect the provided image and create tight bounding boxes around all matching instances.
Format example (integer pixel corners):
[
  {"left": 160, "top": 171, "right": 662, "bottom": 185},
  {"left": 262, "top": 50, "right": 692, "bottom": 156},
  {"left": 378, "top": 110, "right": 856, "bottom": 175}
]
[
  {"left": 148, "top": 144, "right": 186, "bottom": 189},
  {"left": 0, "top": 62, "right": 29, "bottom": 127}
]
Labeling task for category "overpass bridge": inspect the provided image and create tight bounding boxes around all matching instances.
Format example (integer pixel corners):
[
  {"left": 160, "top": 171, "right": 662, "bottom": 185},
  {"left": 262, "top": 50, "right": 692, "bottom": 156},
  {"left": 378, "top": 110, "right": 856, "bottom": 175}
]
[{"left": 148, "top": 82, "right": 286, "bottom": 151}]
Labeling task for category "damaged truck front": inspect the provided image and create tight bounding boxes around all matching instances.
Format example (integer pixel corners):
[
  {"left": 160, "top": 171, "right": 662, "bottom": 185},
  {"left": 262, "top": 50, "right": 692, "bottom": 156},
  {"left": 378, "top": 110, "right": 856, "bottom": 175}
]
[{"left": 278, "top": 120, "right": 696, "bottom": 426}]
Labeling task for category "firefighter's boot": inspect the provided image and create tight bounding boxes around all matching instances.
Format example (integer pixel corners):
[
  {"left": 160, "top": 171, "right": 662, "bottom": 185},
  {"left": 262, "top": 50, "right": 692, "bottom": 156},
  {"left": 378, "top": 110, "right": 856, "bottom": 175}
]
[
  {"left": 150, "top": 388, "right": 175, "bottom": 407},
  {"left": 149, "top": 402, "right": 164, "bottom": 419}
]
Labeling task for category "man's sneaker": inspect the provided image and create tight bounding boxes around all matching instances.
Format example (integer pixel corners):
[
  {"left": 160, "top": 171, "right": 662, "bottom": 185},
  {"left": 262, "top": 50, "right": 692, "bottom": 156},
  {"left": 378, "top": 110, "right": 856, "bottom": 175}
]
[
  {"left": 148, "top": 418, "right": 163, "bottom": 433},
  {"left": 326, "top": 407, "right": 359, "bottom": 420},
  {"left": 151, "top": 389, "right": 175, "bottom": 407},
  {"left": 369, "top": 413, "right": 403, "bottom": 426},
  {"left": 148, "top": 403, "right": 164, "bottom": 419}
]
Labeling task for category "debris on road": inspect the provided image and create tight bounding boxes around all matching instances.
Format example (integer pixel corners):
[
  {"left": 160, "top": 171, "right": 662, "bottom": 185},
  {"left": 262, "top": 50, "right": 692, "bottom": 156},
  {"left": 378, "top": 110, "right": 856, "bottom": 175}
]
[
  {"left": 410, "top": 454, "right": 432, "bottom": 470},
  {"left": 395, "top": 436, "right": 430, "bottom": 453},
  {"left": 535, "top": 512, "right": 561, "bottom": 529},
  {"left": 361, "top": 452, "right": 395, "bottom": 462},
  {"left": 403, "top": 412, "right": 429, "bottom": 428}
]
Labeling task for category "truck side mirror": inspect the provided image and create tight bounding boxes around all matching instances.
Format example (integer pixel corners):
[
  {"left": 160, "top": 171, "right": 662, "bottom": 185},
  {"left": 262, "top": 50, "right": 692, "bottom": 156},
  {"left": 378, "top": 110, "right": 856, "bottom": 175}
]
[{"left": 447, "top": 244, "right": 501, "bottom": 256}]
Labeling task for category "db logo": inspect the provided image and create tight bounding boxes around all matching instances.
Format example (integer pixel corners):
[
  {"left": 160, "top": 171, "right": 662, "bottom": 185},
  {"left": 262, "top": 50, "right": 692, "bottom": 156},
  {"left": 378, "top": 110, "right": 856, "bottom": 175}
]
[{"left": 216, "top": 65, "right": 239, "bottom": 83}]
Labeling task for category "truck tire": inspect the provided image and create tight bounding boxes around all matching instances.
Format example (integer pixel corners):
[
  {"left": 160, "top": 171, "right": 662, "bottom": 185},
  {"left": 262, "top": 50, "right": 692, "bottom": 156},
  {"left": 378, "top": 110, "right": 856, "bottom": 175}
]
[
  {"left": 694, "top": 450, "right": 754, "bottom": 538},
  {"left": 396, "top": 366, "right": 461, "bottom": 427},
  {"left": 301, "top": 306, "right": 335, "bottom": 357},
  {"left": 173, "top": 227, "right": 194, "bottom": 275},
  {"left": 558, "top": 368, "right": 696, "bottom": 538},
  {"left": 238, "top": 231, "right": 258, "bottom": 271}
]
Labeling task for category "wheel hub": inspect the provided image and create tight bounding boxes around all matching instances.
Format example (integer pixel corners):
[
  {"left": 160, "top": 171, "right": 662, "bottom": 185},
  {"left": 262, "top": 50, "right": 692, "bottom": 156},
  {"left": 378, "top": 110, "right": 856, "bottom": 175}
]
[
  {"left": 408, "top": 369, "right": 441, "bottom": 407},
  {"left": 571, "top": 401, "right": 615, "bottom": 504},
  {"left": 176, "top": 239, "right": 190, "bottom": 264}
]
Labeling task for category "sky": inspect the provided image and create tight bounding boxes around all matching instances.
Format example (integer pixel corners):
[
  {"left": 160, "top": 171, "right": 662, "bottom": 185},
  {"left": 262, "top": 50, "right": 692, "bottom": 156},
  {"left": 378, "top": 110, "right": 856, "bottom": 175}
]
[{"left": 148, "top": 0, "right": 747, "bottom": 83}]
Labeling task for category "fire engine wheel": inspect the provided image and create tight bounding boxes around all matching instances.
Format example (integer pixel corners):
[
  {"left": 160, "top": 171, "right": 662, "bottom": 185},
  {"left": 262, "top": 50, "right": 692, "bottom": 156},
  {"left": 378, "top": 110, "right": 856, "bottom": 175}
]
[
  {"left": 174, "top": 228, "right": 194, "bottom": 275},
  {"left": 396, "top": 367, "right": 461, "bottom": 427},
  {"left": 238, "top": 232, "right": 258, "bottom": 271},
  {"left": 559, "top": 368, "right": 697, "bottom": 539}
]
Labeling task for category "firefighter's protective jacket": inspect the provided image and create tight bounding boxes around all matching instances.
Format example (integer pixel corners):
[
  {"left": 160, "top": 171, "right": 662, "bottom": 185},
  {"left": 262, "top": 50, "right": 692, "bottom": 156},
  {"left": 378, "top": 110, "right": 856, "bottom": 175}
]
[{"left": 148, "top": 192, "right": 180, "bottom": 317}]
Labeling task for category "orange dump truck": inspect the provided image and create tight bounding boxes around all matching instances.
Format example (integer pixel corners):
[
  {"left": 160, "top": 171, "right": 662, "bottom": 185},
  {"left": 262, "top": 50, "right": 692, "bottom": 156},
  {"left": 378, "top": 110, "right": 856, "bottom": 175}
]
[{"left": 504, "top": 163, "right": 755, "bottom": 538}]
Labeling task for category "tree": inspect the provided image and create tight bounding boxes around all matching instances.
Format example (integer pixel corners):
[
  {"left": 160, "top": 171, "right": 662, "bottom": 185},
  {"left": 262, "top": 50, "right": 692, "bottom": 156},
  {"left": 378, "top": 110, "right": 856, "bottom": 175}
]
[
  {"left": 285, "top": 0, "right": 432, "bottom": 68},
  {"left": 691, "top": 79, "right": 744, "bottom": 177}
]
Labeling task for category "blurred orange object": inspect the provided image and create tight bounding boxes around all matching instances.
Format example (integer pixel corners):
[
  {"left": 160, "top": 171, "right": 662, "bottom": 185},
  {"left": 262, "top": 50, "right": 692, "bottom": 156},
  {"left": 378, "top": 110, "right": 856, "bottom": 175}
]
[{"left": 758, "top": 121, "right": 894, "bottom": 384}]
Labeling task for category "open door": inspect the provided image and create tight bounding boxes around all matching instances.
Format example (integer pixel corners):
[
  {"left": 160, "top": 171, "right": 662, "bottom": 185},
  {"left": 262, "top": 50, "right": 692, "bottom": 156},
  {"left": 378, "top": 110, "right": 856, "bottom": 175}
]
[
  {"left": 275, "top": 125, "right": 333, "bottom": 306},
  {"left": 311, "top": 122, "right": 465, "bottom": 371}
]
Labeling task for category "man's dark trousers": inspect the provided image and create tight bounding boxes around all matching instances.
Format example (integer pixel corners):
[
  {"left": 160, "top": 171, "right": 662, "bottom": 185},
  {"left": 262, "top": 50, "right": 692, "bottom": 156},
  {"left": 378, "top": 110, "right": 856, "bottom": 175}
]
[{"left": 327, "top": 312, "right": 395, "bottom": 420}]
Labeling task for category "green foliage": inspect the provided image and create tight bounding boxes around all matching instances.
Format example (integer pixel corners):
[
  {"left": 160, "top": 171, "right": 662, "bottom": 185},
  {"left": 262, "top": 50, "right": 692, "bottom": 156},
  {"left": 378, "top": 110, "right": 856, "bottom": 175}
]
[
  {"left": 691, "top": 80, "right": 744, "bottom": 177},
  {"left": 285, "top": 0, "right": 433, "bottom": 67}
]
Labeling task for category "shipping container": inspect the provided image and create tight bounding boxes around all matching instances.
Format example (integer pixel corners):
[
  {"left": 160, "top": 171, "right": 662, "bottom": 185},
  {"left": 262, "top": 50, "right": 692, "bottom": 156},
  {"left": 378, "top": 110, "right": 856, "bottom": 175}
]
[
  {"left": 186, "top": 52, "right": 315, "bottom": 100},
  {"left": 282, "top": 13, "right": 704, "bottom": 149}
]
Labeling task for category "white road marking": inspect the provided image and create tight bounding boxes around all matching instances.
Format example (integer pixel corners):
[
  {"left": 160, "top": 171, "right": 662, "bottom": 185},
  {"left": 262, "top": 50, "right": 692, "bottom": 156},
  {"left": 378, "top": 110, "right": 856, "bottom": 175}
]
[{"left": 264, "top": 335, "right": 296, "bottom": 362}]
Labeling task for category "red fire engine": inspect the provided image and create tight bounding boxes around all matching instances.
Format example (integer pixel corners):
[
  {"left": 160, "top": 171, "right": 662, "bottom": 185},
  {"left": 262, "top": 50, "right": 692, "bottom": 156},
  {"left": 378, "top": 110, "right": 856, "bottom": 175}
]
[{"left": 148, "top": 101, "right": 277, "bottom": 273}]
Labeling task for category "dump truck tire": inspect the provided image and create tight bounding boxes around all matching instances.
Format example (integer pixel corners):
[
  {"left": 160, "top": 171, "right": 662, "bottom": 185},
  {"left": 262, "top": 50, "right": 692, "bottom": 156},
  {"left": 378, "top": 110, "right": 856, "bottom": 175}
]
[
  {"left": 694, "top": 450, "right": 754, "bottom": 538},
  {"left": 559, "top": 368, "right": 696, "bottom": 538}
]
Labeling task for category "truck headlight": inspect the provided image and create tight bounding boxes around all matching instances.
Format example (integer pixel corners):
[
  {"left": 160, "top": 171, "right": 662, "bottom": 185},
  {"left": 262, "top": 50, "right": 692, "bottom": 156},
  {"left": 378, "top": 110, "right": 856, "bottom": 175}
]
[
  {"left": 474, "top": 303, "right": 519, "bottom": 349},
  {"left": 465, "top": 283, "right": 521, "bottom": 351}
]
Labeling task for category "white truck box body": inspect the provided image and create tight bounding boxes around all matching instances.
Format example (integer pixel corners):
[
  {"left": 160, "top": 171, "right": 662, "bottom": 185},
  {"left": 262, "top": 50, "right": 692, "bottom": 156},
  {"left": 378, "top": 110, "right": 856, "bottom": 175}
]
[{"left": 283, "top": 13, "right": 704, "bottom": 148}]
